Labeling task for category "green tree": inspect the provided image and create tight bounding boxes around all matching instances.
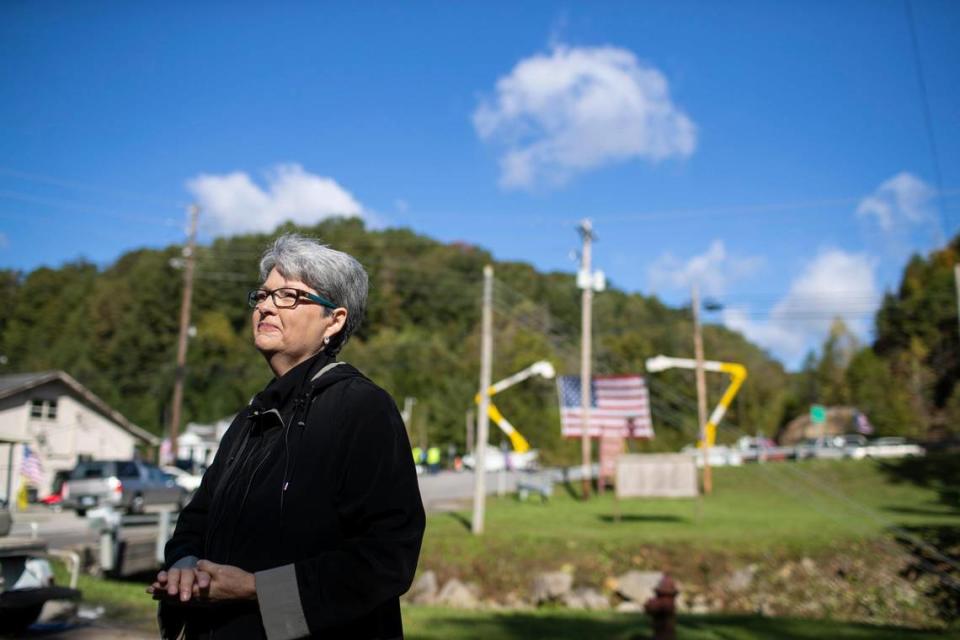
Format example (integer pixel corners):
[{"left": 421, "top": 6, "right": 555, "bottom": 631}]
[{"left": 845, "top": 348, "right": 919, "bottom": 437}]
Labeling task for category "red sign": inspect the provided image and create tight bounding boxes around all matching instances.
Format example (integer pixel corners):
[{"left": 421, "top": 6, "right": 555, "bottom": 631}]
[{"left": 599, "top": 424, "right": 625, "bottom": 486}]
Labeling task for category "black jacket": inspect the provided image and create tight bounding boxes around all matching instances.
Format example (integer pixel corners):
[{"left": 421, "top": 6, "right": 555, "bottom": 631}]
[{"left": 160, "top": 355, "right": 425, "bottom": 640}]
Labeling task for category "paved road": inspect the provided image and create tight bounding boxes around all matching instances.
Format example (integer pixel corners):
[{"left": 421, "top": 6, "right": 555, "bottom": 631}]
[
  {"left": 417, "top": 469, "right": 525, "bottom": 511},
  {"left": 8, "top": 469, "right": 539, "bottom": 548},
  {"left": 8, "top": 507, "right": 99, "bottom": 549},
  {"left": 22, "top": 622, "right": 154, "bottom": 639}
]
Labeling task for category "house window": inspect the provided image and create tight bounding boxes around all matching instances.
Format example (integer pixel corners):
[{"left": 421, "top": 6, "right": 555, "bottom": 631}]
[{"left": 29, "top": 399, "right": 58, "bottom": 420}]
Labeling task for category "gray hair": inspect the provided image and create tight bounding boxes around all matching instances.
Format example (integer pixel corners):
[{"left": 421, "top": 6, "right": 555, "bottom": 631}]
[{"left": 259, "top": 233, "right": 368, "bottom": 356}]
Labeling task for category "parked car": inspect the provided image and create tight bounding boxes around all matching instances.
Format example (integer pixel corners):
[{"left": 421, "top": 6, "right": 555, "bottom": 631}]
[
  {"left": 62, "top": 460, "right": 186, "bottom": 516},
  {"left": 793, "top": 437, "right": 846, "bottom": 460},
  {"left": 835, "top": 434, "right": 869, "bottom": 459},
  {"left": 862, "top": 437, "right": 925, "bottom": 459},
  {"left": 161, "top": 465, "right": 203, "bottom": 493},
  {"left": 735, "top": 436, "right": 790, "bottom": 462},
  {"left": 39, "top": 470, "right": 71, "bottom": 511},
  {"left": 461, "top": 450, "right": 539, "bottom": 472},
  {"left": 681, "top": 444, "right": 743, "bottom": 468}
]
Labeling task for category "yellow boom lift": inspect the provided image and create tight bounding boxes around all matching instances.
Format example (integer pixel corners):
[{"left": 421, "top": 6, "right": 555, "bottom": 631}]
[
  {"left": 474, "top": 360, "right": 555, "bottom": 453},
  {"left": 644, "top": 355, "right": 748, "bottom": 447}
]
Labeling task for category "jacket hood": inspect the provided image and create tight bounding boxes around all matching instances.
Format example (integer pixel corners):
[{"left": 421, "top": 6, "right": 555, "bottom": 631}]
[{"left": 307, "top": 360, "right": 364, "bottom": 393}]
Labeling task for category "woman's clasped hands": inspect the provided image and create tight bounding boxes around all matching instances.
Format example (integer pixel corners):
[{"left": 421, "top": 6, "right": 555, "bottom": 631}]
[{"left": 147, "top": 560, "right": 257, "bottom": 603}]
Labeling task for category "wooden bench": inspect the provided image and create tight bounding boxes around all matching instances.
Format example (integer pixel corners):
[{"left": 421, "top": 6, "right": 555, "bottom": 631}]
[{"left": 516, "top": 474, "right": 553, "bottom": 503}]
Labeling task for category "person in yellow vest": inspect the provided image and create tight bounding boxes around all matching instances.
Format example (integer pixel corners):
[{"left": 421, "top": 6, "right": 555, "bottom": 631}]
[
  {"left": 16, "top": 483, "right": 29, "bottom": 511},
  {"left": 426, "top": 446, "right": 441, "bottom": 475},
  {"left": 412, "top": 446, "right": 424, "bottom": 467}
]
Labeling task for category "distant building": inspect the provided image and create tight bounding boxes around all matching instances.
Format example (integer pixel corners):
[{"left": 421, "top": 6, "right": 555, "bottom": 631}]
[
  {"left": 167, "top": 416, "right": 233, "bottom": 469},
  {"left": 777, "top": 406, "right": 858, "bottom": 445},
  {"left": 0, "top": 371, "right": 159, "bottom": 501}
]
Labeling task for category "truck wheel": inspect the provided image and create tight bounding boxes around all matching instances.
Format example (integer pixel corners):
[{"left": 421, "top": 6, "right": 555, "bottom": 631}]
[
  {"left": 76, "top": 508, "right": 87, "bottom": 517},
  {"left": 0, "top": 603, "right": 43, "bottom": 633},
  {"left": 129, "top": 494, "right": 145, "bottom": 514}
]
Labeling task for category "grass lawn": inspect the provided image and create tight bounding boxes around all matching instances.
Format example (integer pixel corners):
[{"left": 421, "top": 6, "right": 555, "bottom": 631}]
[
  {"left": 52, "top": 563, "right": 158, "bottom": 631},
  {"left": 403, "top": 606, "right": 960, "bottom": 639},
  {"left": 425, "top": 457, "right": 958, "bottom": 554}
]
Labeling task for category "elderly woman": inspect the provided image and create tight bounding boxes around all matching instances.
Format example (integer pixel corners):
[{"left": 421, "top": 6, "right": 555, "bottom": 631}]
[{"left": 150, "top": 233, "right": 425, "bottom": 640}]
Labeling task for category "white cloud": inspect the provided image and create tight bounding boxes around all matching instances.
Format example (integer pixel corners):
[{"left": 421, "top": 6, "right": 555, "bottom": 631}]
[
  {"left": 187, "top": 164, "right": 364, "bottom": 235},
  {"left": 648, "top": 240, "right": 762, "bottom": 296},
  {"left": 473, "top": 44, "right": 696, "bottom": 189},
  {"left": 856, "top": 172, "right": 936, "bottom": 231},
  {"left": 722, "top": 249, "right": 879, "bottom": 367}
]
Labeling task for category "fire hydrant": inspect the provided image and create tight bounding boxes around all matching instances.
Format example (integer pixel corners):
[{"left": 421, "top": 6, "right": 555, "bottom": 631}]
[{"left": 643, "top": 573, "right": 678, "bottom": 640}]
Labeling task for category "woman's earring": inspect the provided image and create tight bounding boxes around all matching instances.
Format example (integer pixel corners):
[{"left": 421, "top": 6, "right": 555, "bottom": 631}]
[{"left": 323, "top": 336, "right": 331, "bottom": 346}]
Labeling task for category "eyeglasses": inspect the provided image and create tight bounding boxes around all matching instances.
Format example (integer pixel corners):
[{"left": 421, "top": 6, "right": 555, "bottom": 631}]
[{"left": 247, "top": 287, "right": 339, "bottom": 310}]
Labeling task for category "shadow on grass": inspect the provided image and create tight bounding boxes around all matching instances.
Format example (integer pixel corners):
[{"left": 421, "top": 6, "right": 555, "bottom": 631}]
[
  {"left": 877, "top": 453, "right": 960, "bottom": 624},
  {"left": 407, "top": 610, "right": 646, "bottom": 640},
  {"left": 883, "top": 505, "right": 958, "bottom": 517},
  {"left": 446, "top": 512, "right": 472, "bottom": 532},
  {"left": 597, "top": 514, "right": 687, "bottom": 524},
  {"left": 406, "top": 610, "right": 949, "bottom": 640}
]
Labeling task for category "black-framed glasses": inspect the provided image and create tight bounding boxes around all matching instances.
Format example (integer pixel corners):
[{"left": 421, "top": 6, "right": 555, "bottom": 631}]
[{"left": 247, "top": 287, "right": 339, "bottom": 310}]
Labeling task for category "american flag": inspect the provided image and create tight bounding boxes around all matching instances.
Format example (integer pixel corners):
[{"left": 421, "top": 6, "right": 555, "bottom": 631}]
[
  {"left": 21, "top": 444, "right": 43, "bottom": 485},
  {"left": 855, "top": 411, "right": 875, "bottom": 435},
  {"left": 557, "top": 375, "right": 654, "bottom": 438}
]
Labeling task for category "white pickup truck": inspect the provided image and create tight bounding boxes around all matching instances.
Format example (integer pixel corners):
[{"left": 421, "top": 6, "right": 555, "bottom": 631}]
[{"left": 848, "top": 437, "right": 925, "bottom": 460}]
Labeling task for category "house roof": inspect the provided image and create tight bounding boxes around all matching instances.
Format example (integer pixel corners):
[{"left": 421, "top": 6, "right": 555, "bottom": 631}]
[{"left": 0, "top": 371, "right": 160, "bottom": 446}]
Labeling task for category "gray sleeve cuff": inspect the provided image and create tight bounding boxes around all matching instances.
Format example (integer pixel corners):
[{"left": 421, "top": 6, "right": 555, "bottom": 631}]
[
  {"left": 256, "top": 563, "right": 310, "bottom": 640},
  {"left": 169, "top": 555, "right": 198, "bottom": 570}
]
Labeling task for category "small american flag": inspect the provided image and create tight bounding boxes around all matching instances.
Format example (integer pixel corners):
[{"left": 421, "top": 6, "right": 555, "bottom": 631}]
[
  {"left": 21, "top": 444, "right": 43, "bottom": 485},
  {"left": 557, "top": 375, "right": 654, "bottom": 438},
  {"left": 855, "top": 411, "right": 875, "bottom": 435}
]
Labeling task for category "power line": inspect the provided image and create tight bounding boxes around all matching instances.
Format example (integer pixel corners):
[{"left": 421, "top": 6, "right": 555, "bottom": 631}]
[
  {"left": 4, "top": 162, "right": 958, "bottom": 231},
  {"left": 0, "top": 167, "right": 183, "bottom": 208},
  {"left": 568, "top": 189, "right": 960, "bottom": 226},
  {"left": 0, "top": 190, "right": 180, "bottom": 228},
  {"left": 903, "top": 0, "right": 950, "bottom": 236}
]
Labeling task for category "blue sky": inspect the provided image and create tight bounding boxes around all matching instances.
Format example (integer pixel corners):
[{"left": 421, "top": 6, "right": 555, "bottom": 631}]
[{"left": 1, "top": 1, "right": 958, "bottom": 368}]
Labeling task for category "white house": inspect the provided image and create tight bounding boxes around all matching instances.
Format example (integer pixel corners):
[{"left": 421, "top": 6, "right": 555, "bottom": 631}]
[
  {"left": 0, "top": 371, "right": 159, "bottom": 501},
  {"left": 169, "top": 416, "right": 233, "bottom": 469}
]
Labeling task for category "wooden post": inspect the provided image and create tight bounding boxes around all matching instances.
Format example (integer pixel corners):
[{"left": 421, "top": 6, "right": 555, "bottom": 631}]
[
  {"left": 472, "top": 266, "right": 494, "bottom": 535},
  {"left": 579, "top": 220, "right": 594, "bottom": 499},
  {"left": 168, "top": 204, "right": 199, "bottom": 464},
  {"left": 692, "top": 283, "right": 711, "bottom": 495}
]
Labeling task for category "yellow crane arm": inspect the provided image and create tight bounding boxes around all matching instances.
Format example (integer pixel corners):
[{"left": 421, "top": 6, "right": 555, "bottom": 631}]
[
  {"left": 645, "top": 355, "right": 748, "bottom": 447},
  {"left": 703, "top": 363, "right": 747, "bottom": 447}
]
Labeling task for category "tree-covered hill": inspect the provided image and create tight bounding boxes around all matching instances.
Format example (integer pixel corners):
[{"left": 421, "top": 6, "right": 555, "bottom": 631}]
[
  {"left": 778, "top": 234, "right": 960, "bottom": 442},
  {"left": 2, "top": 219, "right": 796, "bottom": 463}
]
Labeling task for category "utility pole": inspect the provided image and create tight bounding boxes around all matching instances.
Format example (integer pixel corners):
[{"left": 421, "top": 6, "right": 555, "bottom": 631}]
[
  {"left": 168, "top": 204, "right": 199, "bottom": 465},
  {"left": 401, "top": 397, "right": 416, "bottom": 443},
  {"left": 578, "top": 219, "right": 595, "bottom": 499},
  {"left": 472, "top": 265, "right": 494, "bottom": 535},
  {"left": 692, "top": 283, "right": 711, "bottom": 495},
  {"left": 954, "top": 265, "right": 960, "bottom": 342},
  {"left": 465, "top": 408, "right": 475, "bottom": 454}
]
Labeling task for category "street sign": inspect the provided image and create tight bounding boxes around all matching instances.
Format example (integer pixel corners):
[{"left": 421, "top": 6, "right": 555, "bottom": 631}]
[
  {"left": 810, "top": 404, "right": 827, "bottom": 424},
  {"left": 599, "top": 424, "right": 625, "bottom": 487}
]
